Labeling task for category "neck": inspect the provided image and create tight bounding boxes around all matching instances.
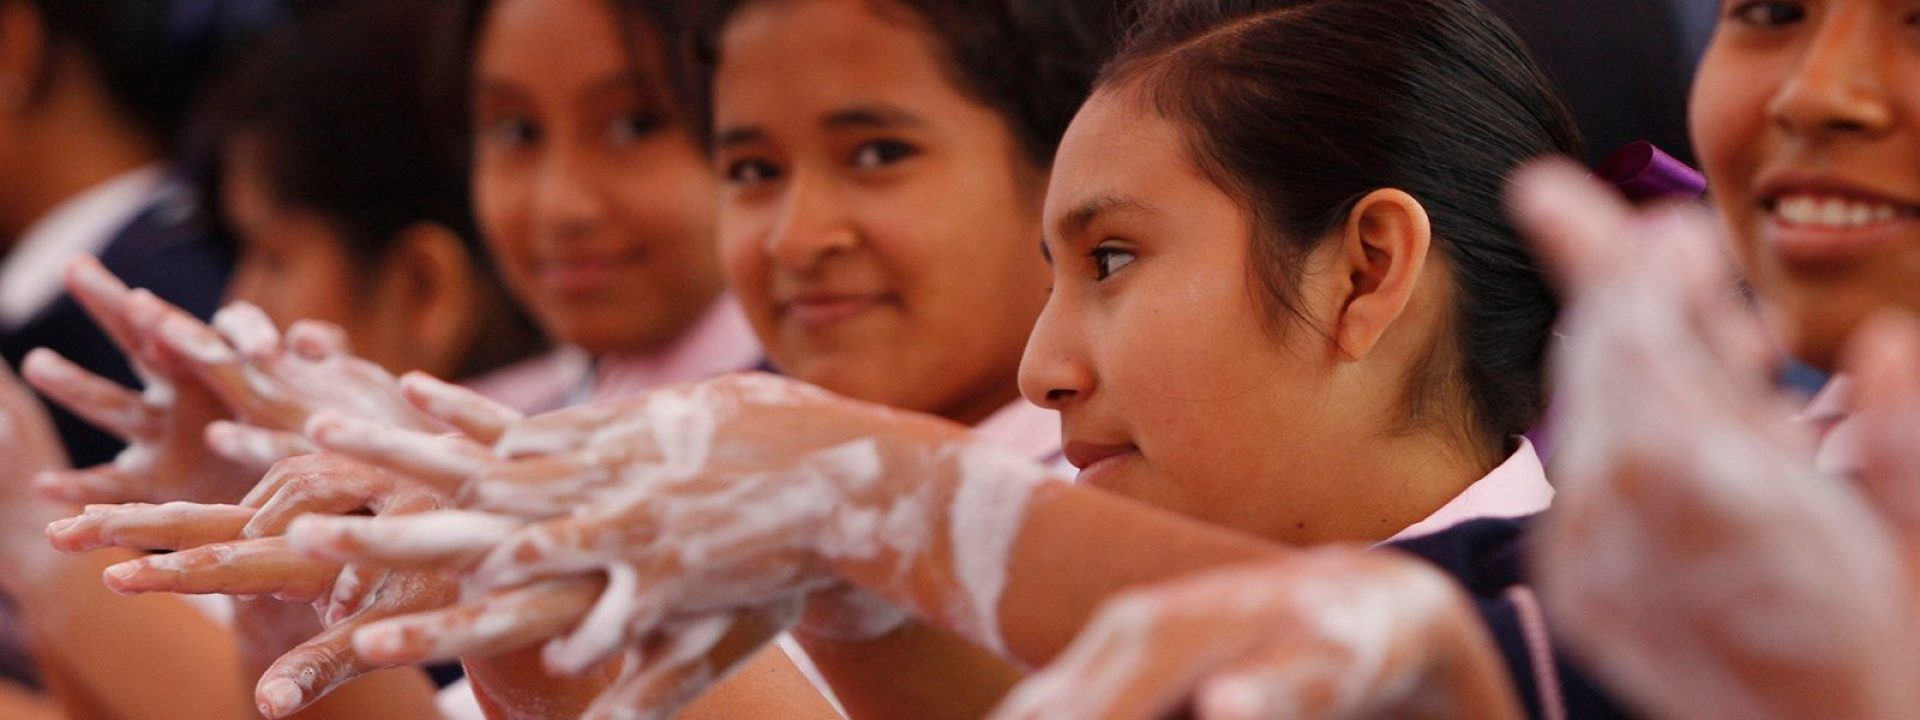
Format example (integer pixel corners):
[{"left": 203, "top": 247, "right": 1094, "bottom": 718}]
[
  {"left": 1259, "top": 423, "right": 1492, "bottom": 547},
  {"left": 0, "top": 89, "right": 158, "bottom": 244}
]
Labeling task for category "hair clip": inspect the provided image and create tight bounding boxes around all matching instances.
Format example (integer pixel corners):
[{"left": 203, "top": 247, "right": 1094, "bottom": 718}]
[{"left": 1595, "top": 141, "right": 1707, "bottom": 203}]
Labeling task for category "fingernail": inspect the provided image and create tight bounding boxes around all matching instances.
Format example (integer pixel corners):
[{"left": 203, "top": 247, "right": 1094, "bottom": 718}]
[
  {"left": 102, "top": 560, "right": 143, "bottom": 586},
  {"left": 258, "top": 678, "right": 304, "bottom": 718},
  {"left": 43, "top": 517, "right": 77, "bottom": 541},
  {"left": 33, "top": 473, "right": 83, "bottom": 502}
]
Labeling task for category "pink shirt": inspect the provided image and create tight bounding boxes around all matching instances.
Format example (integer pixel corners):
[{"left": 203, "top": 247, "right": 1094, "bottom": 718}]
[
  {"left": 972, "top": 399, "right": 1067, "bottom": 473},
  {"left": 590, "top": 295, "right": 762, "bottom": 403},
  {"left": 1384, "top": 438, "right": 1556, "bottom": 544}
]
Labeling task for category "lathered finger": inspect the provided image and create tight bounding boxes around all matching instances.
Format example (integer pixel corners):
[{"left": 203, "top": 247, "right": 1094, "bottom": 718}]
[
  {"left": 306, "top": 413, "right": 489, "bottom": 493},
  {"left": 208, "top": 421, "right": 314, "bottom": 474},
  {"left": 352, "top": 576, "right": 600, "bottom": 665},
  {"left": 286, "top": 511, "right": 522, "bottom": 568},
  {"left": 46, "top": 502, "right": 253, "bottom": 552},
  {"left": 102, "top": 536, "right": 340, "bottom": 601},
  {"left": 399, "top": 371, "right": 522, "bottom": 445},
  {"left": 35, "top": 466, "right": 146, "bottom": 505},
  {"left": 22, "top": 348, "right": 157, "bottom": 440}
]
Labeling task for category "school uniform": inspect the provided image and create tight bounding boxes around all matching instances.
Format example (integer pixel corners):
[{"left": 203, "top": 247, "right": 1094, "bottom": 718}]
[{"left": 1381, "top": 440, "right": 1636, "bottom": 720}]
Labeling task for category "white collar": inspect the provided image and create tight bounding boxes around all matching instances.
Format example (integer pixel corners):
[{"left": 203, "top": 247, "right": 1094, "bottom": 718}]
[
  {"left": 1, "top": 166, "right": 168, "bottom": 329},
  {"left": 1383, "top": 438, "right": 1556, "bottom": 544}
]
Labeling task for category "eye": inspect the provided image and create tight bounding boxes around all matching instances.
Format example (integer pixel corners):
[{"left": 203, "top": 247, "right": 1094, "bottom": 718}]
[
  {"left": 1727, "top": 0, "right": 1805, "bottom": 27},
  {"left": 608, "top": 113, "right": 665, "bottom": 144},
  {"left": 1090, "top": 245, "right": 1136, "bottom": 281},
  {"left": 851, "top": 139, "right": 919, "bottom": 169},
  {"left": 482, "top": 117, "right": 540, "bottom": 147},
  {"left": 725, "top": 158, "right": 782, "bottom": 186}
]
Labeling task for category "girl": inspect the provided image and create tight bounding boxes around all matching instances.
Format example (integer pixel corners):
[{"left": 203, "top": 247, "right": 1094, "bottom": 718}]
[
  {"left": 1016, "top": 0, "right": 1920, "bottom": 717},
  {"left": 1503, "top": 0, "right": 1920, "bottom": 713},
  {"left": 273, "top": 0, "right": 1588, "bottom": 716}
]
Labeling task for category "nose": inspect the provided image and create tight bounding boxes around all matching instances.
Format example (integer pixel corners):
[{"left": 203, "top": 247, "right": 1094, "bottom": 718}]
[
  {"left": 1019, "top": 293, "right": 1094, "bottom": 410},
  {"left": 766, "top": 173, "right": 858, "bottom": 270},
  {"left": 1768, "top": 8, "right": 1894, "bottom": 141},
  {"left": 531, "top": 143, "right": 610, "bottom": 241}
]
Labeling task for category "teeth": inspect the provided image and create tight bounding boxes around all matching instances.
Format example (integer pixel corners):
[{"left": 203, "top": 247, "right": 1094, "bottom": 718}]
[{"left": 1774, "top": 194, "right": 1910, "bottom": 229}]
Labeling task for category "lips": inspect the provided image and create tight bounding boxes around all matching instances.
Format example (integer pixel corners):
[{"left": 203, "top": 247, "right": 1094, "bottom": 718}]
[
  {"left": 538, "top": 252, "right": 647, "bottom": 295},
  {"left": 777, "top": 293, "right": 897, "bottom": 329},
  {"left": 1063, "top": 441, "right": 1138, "bottom": 486}
]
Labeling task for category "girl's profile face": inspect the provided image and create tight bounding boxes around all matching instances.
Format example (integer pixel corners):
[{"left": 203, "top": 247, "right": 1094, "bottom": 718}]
[
  {"left": 1020, "top": 90, "right": 1400, "bottom": 545},
  {"left": 471, "top": 0, "right": 724, "bottom": 356},
  {"left": 712, "top": 0, "right": 1050, "bottom": 425},
  {"left": 1691, "top": 0, "right": 1920, "bottom": 369}
]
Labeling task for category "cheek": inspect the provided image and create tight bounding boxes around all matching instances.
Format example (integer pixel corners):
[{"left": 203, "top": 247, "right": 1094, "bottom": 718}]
[
  {"left": 474, "top": 164, "right": 533, "bottom": 271},
  {"left": 1690, "top": 52, "right": 1772, "bottom": 209},
  {"left": 719, "top": 205, "right": 776, "bottom": 316}
]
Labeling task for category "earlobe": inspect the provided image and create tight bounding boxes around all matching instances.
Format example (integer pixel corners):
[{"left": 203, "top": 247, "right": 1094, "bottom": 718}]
[
  {"left": 0, "top": 2, "right": 47, "bottom": 112},
  {"left": 1333, "top": 189, "right": 1433, "bottom": 361},
  {"left": 384, "top": 222, "right": 479, "bottom": 377}
]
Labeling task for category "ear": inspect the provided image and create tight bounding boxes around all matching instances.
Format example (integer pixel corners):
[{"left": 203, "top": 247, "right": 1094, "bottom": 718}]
[
  {"left": 1330, "top": 188, "right": 1432, "bottom": 361},
  {"left": 0, "top": 1, "right": 47, "bottom": 111},
  {"left": 375, "top": 222, "right": 479, "bottom": 378}
]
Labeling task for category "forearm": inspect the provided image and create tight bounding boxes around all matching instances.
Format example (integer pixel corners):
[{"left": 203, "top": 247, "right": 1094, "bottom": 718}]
[
  {"left": 283, "top": 668, "right": 441, "bottom": 720},
  {"left": 795, "top": 619, "right": 1021, "bottom": 720},
  {"left": 16, "top": 548, "right": 251, "bottom": 720},
  {"left": 463, "top": 647, "right": 613, "bottom": 719},
  {"left": 827, "top": 469, "right": 1284, "bottom": 668}
]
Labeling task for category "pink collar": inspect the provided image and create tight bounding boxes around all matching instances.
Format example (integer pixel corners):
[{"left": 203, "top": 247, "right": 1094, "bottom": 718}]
[
  {"left": 971, "top": 399, "right": 1064, "bottom": 466},
  {"left": 1384, "top": 438, "right": 1555, "bottom": 544},
  {"left": 590, "top": 295, "right": 763, "bottom": 403}
]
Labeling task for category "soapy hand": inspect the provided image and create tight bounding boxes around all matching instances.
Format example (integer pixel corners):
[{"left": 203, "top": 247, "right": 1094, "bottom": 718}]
[
  {"left": 287, "top": 374, "right": 1053, "bottom": 716},
  {"left": 991, "top": 549, "right": 1521, "bottom": 720},
  {"left": 1512, "top": 161, "right": 1920, "bottom": 720},
  {"left": 21, "top": 257, "right": 296, "bottom": 504},
  {"left": 43, "top": 471, "right": 463, "bottom": 719}
]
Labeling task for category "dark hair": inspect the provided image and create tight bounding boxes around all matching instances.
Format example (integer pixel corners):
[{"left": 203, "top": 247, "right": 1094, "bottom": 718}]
[
  {"left": 214, "top": 0, "right": 546, "bottom": 378},
  {"left": 429, "top": 0, "right": 694, "bottom": 177},
  {"left": 1103, "top": 0, "right": 1582, "bottom": 454},
  {"left": 18, "top": 0, "right": 276, "bottom": 150},
  {"left": 688, "top": 0, "right": 1136, "bottom": 167}
]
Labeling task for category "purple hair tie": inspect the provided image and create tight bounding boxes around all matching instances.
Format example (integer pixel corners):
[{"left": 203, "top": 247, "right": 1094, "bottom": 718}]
[{"left": 1595, "top": 141, "right": 1707, "bottom": 203}]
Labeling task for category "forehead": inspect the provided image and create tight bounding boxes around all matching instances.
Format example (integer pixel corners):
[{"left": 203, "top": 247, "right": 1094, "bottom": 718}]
[
  {"left": 713, "top": 0, "right": 958, "bottom": 120},
  {"left": 1046, "top": 89, "right": 1213, "bottom": 229},
  {"left": 477, "top": 0, "right": 633, "bottom": 83}
]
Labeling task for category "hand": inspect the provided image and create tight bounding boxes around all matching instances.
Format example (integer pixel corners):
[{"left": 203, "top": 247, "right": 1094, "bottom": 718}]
[
  {"left": 284, "top": 374, "right": 1054, "bottom": 716},
  {"left": 989, "top": 549, "right": 1520, "bottom": 720},
  {"left": 46, "top": 450, "right": 466, "bottom": 719},
  {"left": 22, "top": 257, "right": 291, "bottom": 504},
  {"left": 28, "top": 258, "right": 442, "bottom": 505},
  {"left": 1512, "top": 161, "right": 1920, "bottom": 720},
  {"left": 0, "top": 360, "right": 74, "bottom": 587}
]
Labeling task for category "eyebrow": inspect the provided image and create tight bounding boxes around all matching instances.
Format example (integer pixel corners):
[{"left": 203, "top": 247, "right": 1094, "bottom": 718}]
[
  {"left": 715, "top": 104, "right": 927, "bottom": 154},
  {"left": 1056, "top": 195, "right": 1156, "bottom": 240},
  {"left": 822, "top": 105, "right": 926, "bottom": 131}
]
